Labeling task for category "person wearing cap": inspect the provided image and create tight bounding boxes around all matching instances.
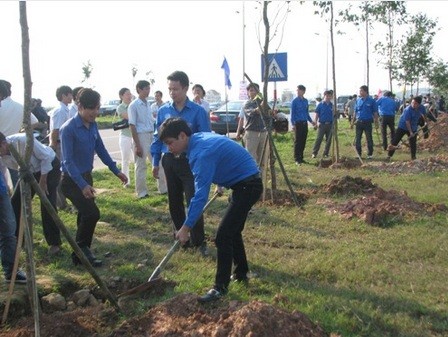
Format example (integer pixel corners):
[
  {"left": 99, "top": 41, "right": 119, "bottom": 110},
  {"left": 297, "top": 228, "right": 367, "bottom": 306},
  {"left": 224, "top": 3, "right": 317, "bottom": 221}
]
[
  {"left": 376, "top": 91, "right": 397, "bottom": 151},
  {"left": 290, "top": 84, "right": 315, "bottom": 165}
]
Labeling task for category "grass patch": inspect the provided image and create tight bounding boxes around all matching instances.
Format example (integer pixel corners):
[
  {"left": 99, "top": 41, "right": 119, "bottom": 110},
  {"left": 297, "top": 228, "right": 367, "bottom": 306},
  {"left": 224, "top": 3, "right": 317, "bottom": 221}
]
[{"left": 26, "top": 120, "right": 448, "bottom": 336}]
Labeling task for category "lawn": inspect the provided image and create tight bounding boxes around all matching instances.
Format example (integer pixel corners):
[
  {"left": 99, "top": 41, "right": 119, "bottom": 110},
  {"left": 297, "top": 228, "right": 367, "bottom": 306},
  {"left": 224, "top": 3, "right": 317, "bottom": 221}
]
[{"left": 26, "top": 117, "right": 448, "bottom": 336}]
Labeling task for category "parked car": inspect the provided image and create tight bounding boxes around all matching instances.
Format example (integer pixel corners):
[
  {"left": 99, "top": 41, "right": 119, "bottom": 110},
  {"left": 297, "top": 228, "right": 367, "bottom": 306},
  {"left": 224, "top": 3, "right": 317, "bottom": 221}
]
[
  {"left": 336, "top": 95, "right": 352, "bottom": 117},
  {"left": 209, "top": 100, "right": 244, "bottom": 135},
  {"left": 209, "top": 101, "right": 222, "bottom": 112},
  {"left": 99, "top": 99, "right": 120, "bottom": 116}
]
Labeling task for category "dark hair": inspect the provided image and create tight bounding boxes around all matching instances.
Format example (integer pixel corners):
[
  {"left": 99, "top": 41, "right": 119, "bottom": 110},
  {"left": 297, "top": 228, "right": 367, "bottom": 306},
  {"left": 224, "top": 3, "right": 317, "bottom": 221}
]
[
  {"left": 78, "top": 88, "right": 101, "bottom": 109},
  {"left": 246, "top": 83, "right": 259, "bottom": 91},
  {"left": 359, "top": 85, "right": 369, "bottom": 93},
  {"left": 384, "top": 91, "right": 392, "bottom": 97},
  {"left": 167, "top": 71, "right": 189, "bottom": 88},
  {"left": 192, "top": 84, "right": 206, "bottom": 96},
  {"left": 324, "top": 90, "right": 333, "bottom": 96},
  {"left": 297, "top": 85, "right": 306, "bottom": 92},
  {"left": 136, "top": 80, "right": 150, "bottom": 92},
  {"left": 0, "top": 131, "right": 6, "bottom": 143},
  {"left": 413, "top": 96, "right": 423, "bottom": 105},
  {"left": 0, "top": 80, "right": 11, "bottom": 98},
  {"left": 56, "top": 85, "right": 73, "bottom": 101},
  {"left": 159, "top": 117, "right": 192, "bottom": 142},
  {"left": 119, "top": 87, "right": 130, "bottom": 98},
  {"left": 72, "top": 86, "right": 84, "bottom": 102},
  {"left": 0, "top": 81, "right": 9, "bottom": 99},
  {"left": 154, "top": 90, "right": 163, "bottom": 97}
]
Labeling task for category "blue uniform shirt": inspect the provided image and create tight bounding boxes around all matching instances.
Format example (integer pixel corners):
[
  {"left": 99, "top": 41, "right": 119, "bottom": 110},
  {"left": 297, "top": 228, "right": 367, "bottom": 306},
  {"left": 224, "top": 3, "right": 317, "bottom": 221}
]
[
  {"left": 290, "top": 97, "right": 313, "bottom": 124},
  {"left": 0, "top": 169, "right": 7, "bottom": 195},
  {"left": 355, "top": 96, "right": 378, "bottom": 121},
  {"left": 377, "top": 96, "right": 397, "bottom": 116},
  {"left": 151, "top": 98, "right": 210, "bottom": 167},
  {"left": 60, "top": 114, "right": 120, "bottom": 190},
  {"left": 184, "top": 132, "right": 259, "bottom": 228},
  {"left": 315, "top": 101, "right": 333, "bottom": 123},
  {"left": 398, "top": 104, "right": 426, "bottom": 132}
]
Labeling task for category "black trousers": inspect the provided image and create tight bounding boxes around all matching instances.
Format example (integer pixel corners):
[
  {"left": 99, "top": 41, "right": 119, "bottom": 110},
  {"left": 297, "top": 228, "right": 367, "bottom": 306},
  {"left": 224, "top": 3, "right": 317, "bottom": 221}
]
[
  {"left": 12, "top": 157, "right": 61, "bottom": 246},
  {"left": 61, "top": 172, "right": 100, "bottom": 248},
  {"left": 388, "top": 128, "right": 417, "bottom": 159},
  {"left": 380, "top": 115, "right": 395, "bottom": 150},
  {"left": 162, "top": 153, "right": 205, "bottom": 247},
  {"left": 355, "top": 121, "right": 374, "bottom": 156},
  {"left": 294, "top": 121, "right": 309, "bottom": 163},
  {"left": 214, "top": 177, "right": 262, "bottom": 291}
]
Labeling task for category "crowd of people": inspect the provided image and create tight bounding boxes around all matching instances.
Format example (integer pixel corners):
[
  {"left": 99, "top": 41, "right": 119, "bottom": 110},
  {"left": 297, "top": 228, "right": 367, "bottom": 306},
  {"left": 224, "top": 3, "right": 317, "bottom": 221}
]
[{"left": 0, "top": 74, "right": 444, "bottom": 301}]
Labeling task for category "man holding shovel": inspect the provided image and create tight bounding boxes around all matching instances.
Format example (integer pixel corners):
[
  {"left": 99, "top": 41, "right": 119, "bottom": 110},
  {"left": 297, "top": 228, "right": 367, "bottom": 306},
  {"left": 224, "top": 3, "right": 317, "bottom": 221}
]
[{"left": 159, "top": 117, "right": 262, "bottom": 303}]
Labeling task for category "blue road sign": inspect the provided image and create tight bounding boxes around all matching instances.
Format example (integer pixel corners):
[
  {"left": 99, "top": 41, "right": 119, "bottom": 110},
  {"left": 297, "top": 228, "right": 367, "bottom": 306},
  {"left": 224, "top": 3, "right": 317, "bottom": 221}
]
[{"left": 261, "top": 52, "right": 288, "bottom": 82}]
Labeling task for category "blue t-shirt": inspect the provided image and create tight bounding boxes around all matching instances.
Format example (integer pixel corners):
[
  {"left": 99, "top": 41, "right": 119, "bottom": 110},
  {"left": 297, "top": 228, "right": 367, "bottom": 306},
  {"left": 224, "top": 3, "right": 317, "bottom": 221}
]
[
  {"left": 398, "top": 104, "right": 426, "bottom": 132},
  {"left": 60, "top": 114, "right": 119, "bottom": 190},
  {"left": 0, "top": 170, "right": 8, "bottom": 195},
  {"left": 377, "top": 96, "right": 397, "bottom": 116},
  {"left": 184, "top": 132, "right": 259, "bottom": 228},
  {"left": 355, "top": 96, "right": 378, "bottom": 121},
  {"left": 315, "top": 101, "right": 333, "bottom": 123},
  {"left": 290, "top": 97, "right": 312, "bottom": 124},
  {"left": 151, "top": 98, "right": 210, "bottom": 166}
]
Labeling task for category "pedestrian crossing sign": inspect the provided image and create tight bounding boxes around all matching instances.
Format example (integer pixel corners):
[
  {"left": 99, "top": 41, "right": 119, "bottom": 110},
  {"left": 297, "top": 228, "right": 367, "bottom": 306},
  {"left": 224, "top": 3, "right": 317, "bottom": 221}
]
[{"left": 261, "top": 52, "right": 288, "bottom": 82}]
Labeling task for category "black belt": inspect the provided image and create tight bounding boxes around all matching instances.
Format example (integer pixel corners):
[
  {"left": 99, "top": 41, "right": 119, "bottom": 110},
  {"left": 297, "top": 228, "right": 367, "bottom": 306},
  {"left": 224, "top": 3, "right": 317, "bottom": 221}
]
[
  {"left": 295, "top": 121, "right": 308, "bottom": 124},
  {"left": 230, "top": 173, "right": 260, "bottom": 189}
]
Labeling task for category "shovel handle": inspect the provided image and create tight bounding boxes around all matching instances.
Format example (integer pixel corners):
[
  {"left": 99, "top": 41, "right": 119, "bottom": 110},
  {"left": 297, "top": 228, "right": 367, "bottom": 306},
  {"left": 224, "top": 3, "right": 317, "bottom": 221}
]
[{"left": 147, "top": 240, "right": 180, "bottom": 282}]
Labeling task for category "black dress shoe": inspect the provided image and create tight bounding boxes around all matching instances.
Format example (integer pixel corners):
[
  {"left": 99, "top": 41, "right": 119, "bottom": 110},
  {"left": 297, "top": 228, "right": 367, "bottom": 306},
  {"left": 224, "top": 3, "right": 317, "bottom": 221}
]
[
  {"left": 197, "top": 288, "right": 226, "bottom": 303},
  {"left": 72, "top": 247, "right": 103, "bottom": 267}
]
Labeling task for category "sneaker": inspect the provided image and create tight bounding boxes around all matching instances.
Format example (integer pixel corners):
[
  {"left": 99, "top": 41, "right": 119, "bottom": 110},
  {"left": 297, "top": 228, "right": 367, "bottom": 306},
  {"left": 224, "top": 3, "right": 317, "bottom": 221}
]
[
  {"left": 230, "top": 274, "right": 249, "bottom": 285},
  {"left": 5, "top": 270, "right": 27, "bottom": 284},
  {"left": 367, "top": 155, "right": 373, "bottom": 160},
  {"left": 311, "top": 154, "right": 316, "bottom": 159},
  {"left": 48, "top": 245, "right": 62, "bottom": 256},
  {"left": 198, "top": 288, "right": 226, "bottom": 303},
  {"left": 323, "top": 154, "right": 329, "bottom": 159}
]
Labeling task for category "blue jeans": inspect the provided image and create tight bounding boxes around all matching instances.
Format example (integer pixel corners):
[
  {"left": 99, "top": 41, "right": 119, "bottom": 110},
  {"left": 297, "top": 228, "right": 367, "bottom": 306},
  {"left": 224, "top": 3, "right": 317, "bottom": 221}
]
[
  {"left": 355, "top": 121, "right": 374, "bottom": 156},
  {"left": 0, "top": 192, "right": 18, "bottom": 277}
]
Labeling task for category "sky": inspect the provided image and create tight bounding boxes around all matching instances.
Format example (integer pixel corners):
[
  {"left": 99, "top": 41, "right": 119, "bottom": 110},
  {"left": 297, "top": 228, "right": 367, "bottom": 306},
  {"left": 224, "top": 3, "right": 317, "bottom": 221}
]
[{"left": 1, "top": 1, "right": 447, "bottom": 107}]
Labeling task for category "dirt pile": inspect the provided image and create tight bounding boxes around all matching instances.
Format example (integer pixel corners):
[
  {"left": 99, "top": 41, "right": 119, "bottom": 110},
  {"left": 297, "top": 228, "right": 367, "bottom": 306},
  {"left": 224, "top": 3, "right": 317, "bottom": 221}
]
[
  {"left": 111, "top": 293, "right": 329, "bottom": 337},
  {"left": 328, "top": 157, "right": 362, "bottom": 169},
  {"left": 321, "top": 176, "right": 447, "bottom": 225},
  {"left": 371, "top": 155, "right": 448, "bottom": 174},
  {"left": 261, "top": 188, "right": 309, "bottom": 206},
  {"left": 419, "top": 113, "right": 448, "bottom": 152}
]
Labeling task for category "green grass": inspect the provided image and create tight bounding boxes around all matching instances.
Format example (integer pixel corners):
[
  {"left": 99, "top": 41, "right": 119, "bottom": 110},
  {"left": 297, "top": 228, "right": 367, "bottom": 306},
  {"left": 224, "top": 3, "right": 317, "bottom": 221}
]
[{"left": 28, "top": 118, "right": 447, "bottom": 336}]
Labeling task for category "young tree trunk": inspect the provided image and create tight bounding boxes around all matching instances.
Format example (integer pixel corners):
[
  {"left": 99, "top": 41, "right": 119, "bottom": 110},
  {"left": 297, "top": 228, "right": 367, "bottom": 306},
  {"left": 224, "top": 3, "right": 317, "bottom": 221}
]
[{"left": 329, "top": 2, "right": 340, "bottom": 162}]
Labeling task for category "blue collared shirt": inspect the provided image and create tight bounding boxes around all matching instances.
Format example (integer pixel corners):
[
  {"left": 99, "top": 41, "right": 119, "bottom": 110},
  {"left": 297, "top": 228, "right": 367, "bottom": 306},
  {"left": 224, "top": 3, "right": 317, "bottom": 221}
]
[
  {"left": 376, "top": 96, "right": 397, "bottom": 116},
  {"left": 290, "top": 96, "right": 312, "bottom": 124},
  {"left": 150, "top": 98, "right": 210, "bottom": 166},
  {"left": 184, "top": 132, "right": 259, "bottom": 228},
  {"left": 398, "top": 104, "right": 426, "bottom": 132},
  {"left": 0, "top": 168, "right": 7, "bottom": 195},
  {"left": 60, "top": 114, "right": 119, "bottom": 190},
  {"left": 315, "top": 101, "right": 333, "bottom": 123},
  {"left": 355, "top": 96, "right": 378, "bottom": 121}
]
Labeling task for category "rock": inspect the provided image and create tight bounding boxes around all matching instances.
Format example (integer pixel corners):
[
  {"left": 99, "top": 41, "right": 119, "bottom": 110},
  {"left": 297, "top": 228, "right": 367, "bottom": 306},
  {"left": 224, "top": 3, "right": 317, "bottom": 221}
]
[
  {"left": 41, "top": 293, "right": 66, "bottom": 312},
  {"left": 72, "top": 289, "right": 91, "bottom": 307}
]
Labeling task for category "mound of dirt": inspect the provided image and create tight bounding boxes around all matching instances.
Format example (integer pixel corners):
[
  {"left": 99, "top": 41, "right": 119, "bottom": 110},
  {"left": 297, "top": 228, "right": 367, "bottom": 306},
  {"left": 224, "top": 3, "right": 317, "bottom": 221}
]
[
  {"left": 419, "top": 113, "right": 448, "bottom": 152},
  {"left": 110, "top": 293, "right": 329, "bottom": 337},
  {"left": 372, "top": 155, "right": 448, "bottom": 174},
  {"left": 323, "top": 176, "right": 376, "bottom": 195},
  {"left": 320, "top": 176, "right": 447, "bottom": 225},
  {"left": 328, "top": 157, "right": 362, "bottom": 169}
]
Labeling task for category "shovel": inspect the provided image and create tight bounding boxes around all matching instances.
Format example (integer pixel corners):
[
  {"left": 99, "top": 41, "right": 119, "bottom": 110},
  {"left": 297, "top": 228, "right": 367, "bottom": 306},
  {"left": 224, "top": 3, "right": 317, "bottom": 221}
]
[{"left": 118, "top": 191, "right": 220, "bottom": 297}]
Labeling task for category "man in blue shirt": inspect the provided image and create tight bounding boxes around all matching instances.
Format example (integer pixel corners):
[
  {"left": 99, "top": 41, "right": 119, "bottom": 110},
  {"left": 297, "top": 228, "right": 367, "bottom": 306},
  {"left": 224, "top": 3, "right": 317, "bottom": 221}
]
[
  {"left": 159, "top": 117, "right": 262, "bottom": 303},
  {"left": 387, "top": 96, "right": 427, "bottom": 161},
  {"left": 352, "top": 85, "right": 379, "bottom": 159},
  {"left": 311, "top": 90, "right": 334, "bottom": 159},
  {"left": 376, "top": 91, "right": 397, "bottom": 150},
  {"left": 0, "top": 163, "right": 26, "bottom": 283},
  {"left": 290, "top": 85, "right": 316, "bottom": 165},
  {"left": 151, "top": 71, "right": 211, "bottom": 256},
  {"left": 60, "top": 88, "right": 127, "bottom": 267}
]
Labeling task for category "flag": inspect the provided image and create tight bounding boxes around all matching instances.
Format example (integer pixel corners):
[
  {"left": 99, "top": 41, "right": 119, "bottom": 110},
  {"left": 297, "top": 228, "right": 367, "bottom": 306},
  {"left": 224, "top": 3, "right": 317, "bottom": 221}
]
[{"left": 221, "top": 57, "right": 232, "bottom": 89}]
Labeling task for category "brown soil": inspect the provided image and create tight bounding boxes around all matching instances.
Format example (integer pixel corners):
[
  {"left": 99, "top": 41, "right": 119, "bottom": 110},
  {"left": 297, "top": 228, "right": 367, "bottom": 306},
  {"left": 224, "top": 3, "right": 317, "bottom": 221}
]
[
  {"left": 371, "top": 154, "right": 448, "bottom": 174},
  {"left": 261, "top": 188, "right": 309, "bottom": 207},
  {"left": 419, "top": 113, "right": 448, "bottom": 152},
  {"left": 328, "top": 157, "right": 363, "bottom": 169},
  {"left": 320, "top": 176, "right": 447, "bottom": 226},
  {"left": 1, "top": 294, "right": 330, "bottom": 337}
]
